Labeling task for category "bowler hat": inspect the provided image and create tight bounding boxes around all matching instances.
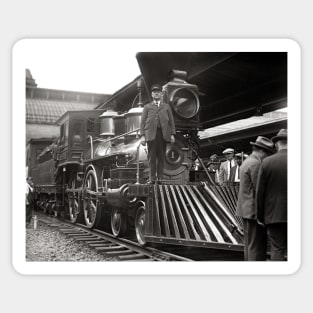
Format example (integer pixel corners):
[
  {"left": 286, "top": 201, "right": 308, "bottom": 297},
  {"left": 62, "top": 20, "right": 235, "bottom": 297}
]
[
  {"left": 271, "top": 129, "right": 287, "bottom": 143},
  {"left": 222, "top": 148, "right": 234, "bottom": 154},
  {"left": 250, "top": 136, "right": 275, "bottom": 154},
  {"left": 151, "top": 84, "right": 162, "bottom": 92}
]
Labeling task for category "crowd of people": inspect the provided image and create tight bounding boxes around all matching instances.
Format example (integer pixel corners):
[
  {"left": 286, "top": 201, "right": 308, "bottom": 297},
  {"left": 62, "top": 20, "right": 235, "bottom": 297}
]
[{"left": 204, "top": 129, "right": 288, "bottom": 261}]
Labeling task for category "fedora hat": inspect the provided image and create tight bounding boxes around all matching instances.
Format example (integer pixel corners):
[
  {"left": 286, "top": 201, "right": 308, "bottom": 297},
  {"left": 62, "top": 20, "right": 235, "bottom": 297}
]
[
  {"left": 222, "top": 148, "right": 234, "bottom": 154},
  {"left": 151, "top": 84, "right": 162, "bottom": 92},
  {"left": 272, "top": 129, "right": 287, "bottom": 143},
  {"left": 250, "top": 136, "right": 275, "bottom": 154}
]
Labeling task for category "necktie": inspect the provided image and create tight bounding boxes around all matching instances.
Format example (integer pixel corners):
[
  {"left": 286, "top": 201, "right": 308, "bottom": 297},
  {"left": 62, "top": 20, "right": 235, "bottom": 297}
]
[{"left": 227, "top": 161, "right": 231, "bottom": 180}]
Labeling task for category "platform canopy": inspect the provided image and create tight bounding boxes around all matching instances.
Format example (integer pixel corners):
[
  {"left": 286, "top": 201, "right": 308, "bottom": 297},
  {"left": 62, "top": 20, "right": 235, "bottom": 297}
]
[
  {"left": 198, "top": 113, "right": 287, "bottom": 158},
  {"left": 136, "top": 52, "right": 287, "bottom": 128}
]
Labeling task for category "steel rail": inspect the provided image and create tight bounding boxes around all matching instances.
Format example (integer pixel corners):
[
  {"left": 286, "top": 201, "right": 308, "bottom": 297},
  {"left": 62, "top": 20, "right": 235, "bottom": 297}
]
[{"left": 37, "top": 215, "right": 192, "bottom": 261}]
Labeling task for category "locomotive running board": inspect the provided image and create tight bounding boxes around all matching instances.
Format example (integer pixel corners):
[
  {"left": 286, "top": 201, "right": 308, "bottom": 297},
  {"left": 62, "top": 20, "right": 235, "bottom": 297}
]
[{"left": 144, "top": 183, "right": 244, "bottom": 251}]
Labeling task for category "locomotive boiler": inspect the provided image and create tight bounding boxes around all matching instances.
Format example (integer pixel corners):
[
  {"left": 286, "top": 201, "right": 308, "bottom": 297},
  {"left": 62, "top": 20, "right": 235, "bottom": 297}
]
[{"left": 29, "top": 70, "right": 244, "bottom": 255}]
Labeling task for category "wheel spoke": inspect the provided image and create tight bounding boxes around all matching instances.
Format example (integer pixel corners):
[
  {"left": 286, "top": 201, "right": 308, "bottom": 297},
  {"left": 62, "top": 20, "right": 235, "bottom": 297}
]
[{"left": 82, "top": 168, "right": 101, "bottom": 228}]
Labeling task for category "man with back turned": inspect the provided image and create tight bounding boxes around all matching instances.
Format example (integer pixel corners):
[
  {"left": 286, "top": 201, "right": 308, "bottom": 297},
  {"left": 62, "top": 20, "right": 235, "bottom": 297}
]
[
  {"left": 140, "top": 84, "right": 176, "bottom": 183},
  {"left": 236, "top": 136, "right": 275, "bottom": 261},
  {"left": 256, "top": 129, "right": 288, "bottom": 261}
]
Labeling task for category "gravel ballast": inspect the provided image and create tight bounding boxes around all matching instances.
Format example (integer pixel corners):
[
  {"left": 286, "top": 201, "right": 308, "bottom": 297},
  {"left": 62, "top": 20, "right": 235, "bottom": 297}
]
[{"left": 26, "top": 216, "right": 111, "bottom": 261}]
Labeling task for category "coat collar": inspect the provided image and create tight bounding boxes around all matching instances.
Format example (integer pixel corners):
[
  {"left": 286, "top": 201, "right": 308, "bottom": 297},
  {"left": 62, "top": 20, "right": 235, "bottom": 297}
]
[
  {"left": 250, "top": 153, "right": 261, "bottom": 162},
  {"left": 150, "top": 100, "right": 164, "bottom": 109},
  {"left": 278, "top": 148, "right": 288, "bottom": 154}
]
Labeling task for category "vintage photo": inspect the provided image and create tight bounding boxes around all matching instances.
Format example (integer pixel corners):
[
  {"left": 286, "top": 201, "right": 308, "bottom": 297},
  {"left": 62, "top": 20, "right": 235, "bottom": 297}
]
[{"left": 13, "top": 39, "right": 300, "bottom": 274}]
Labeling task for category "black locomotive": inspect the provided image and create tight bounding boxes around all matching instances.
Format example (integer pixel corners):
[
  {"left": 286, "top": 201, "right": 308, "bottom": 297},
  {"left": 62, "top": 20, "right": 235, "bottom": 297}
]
[{"left": 28, "top": 70, "right": 244, "bottom": 256}]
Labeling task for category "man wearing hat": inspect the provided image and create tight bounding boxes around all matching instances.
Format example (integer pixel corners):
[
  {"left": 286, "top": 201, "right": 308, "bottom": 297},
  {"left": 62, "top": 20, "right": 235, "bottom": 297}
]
[
  {"left": 140, "top": 84, "right": 176, "bottom": 183},
  {"left": 236, "top": 136, "right": 275, "bottom": 261},
  {"left": 209, "top": 154, "right": 218, "bottom": 162},
  {"left": 256, "top": 129, "right": 287, "bottom": 261},
  {"left": 218, "top": 148, "right": 236, "bottom": 185},
  {"left": 230, "top": 152, "right": 248, "bottom": 183},
  {"left": 206, "top": 154, "right": 220, "bottom": 184}
]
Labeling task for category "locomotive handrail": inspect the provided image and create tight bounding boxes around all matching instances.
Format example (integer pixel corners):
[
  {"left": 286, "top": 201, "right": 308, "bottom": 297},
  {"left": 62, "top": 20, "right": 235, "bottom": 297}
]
[
  {"left": 90, "top": 128, "right": 140, "bottom": 144},
  {"left": 135, "top": 142, "right": 141, "bottom": 184},
  {"left": 88, "top": 129, "right": 140, "bottom": 159},
  {"left": 197, "top": 156, "right": 215, "bottom": 185}
]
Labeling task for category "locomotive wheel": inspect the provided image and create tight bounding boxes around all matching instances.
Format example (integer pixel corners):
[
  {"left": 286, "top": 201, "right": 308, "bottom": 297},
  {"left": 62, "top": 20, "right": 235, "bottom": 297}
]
[
  {"left": 83, "top": 168, "right": 101, "bottom": 228},
  {"left": 68, "top": 173, "right": 80, "bottom": 223},
  {"left": 111, "top": 209, "right": 127, "bottom": 237},
  {"left": 135, "top": 204, "right": 146, "bottom": 246}
]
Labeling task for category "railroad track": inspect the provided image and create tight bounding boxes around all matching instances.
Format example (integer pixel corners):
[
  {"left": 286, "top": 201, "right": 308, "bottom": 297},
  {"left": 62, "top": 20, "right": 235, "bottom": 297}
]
[{"left": 38, "top": 215, "right": 192, "bottom": 261}]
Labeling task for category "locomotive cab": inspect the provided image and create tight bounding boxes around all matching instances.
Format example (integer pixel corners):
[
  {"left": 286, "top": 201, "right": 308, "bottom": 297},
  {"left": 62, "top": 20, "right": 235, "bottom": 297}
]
[{"left": 56, "top": 110, "right": 104, "bottom": 166}]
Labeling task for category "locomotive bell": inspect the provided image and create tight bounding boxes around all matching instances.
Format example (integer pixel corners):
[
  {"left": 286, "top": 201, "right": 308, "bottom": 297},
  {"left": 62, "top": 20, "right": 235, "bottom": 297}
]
[
  {"left": 99, "top": 110, "right": 119, "bottom": 137},
  {"left": 125, "top": 107, "right": 143, "bottom": 136}
]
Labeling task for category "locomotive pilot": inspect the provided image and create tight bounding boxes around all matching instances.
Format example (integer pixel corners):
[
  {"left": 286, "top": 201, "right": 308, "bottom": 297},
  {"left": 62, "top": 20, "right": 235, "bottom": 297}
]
[{"left": 140, "top": 84, "right": 176, "bottom": 183}]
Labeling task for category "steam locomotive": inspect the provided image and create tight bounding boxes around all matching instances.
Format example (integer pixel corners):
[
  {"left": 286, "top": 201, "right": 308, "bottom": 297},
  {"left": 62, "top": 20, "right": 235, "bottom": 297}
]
[{"left": 28, "top": 70, "right": 244, "bottom": 256}]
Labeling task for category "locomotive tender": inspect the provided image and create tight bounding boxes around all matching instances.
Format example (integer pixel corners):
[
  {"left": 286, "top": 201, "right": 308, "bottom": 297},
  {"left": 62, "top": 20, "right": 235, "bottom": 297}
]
[{"left": 29, "top": 70, "right": 244, "bottom": 255}]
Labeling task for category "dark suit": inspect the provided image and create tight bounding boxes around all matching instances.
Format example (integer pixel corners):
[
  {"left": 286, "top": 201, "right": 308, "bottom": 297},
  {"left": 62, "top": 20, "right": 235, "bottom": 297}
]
[
  {"left": 140, "top": 101, "right": 176, "bottom": 180},
  {"left": 236, "top": 154, "right": 267, "bottom": 260},
  {"left": 256, "top": 149, "right": 287, "bottom": 260}
]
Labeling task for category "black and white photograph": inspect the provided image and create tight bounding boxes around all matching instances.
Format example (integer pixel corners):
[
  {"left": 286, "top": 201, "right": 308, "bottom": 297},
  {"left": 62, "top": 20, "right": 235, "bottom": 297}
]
[
  {"left": 13, "top": 39, "right": 300, "bottom": 274},
  {"left": 3, "top": 1, "right": 313, "bottom": 312}
]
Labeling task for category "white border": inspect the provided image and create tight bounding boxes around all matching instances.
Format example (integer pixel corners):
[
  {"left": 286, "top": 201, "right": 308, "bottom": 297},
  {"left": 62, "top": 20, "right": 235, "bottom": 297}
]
[{"left": 12, "top": 39, "right": 301, "bottom": 275}]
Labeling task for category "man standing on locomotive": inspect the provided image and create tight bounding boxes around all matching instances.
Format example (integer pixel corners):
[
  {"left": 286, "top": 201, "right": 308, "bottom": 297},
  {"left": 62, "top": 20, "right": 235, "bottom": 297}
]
[{"left": 140, "top": 84, "right": 176, "bottom": 183}]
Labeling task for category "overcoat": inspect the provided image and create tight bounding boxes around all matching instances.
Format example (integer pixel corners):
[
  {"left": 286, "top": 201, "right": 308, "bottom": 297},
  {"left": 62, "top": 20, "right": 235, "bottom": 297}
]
[
  {"left": 256, "top": 149, "right": 287, "bottom": 224},
  {"left": 236, "top": 154, "right": 261, "bottom": 219},
  {"left": 140, "top": 101, "right": 176, "bottom": 142}
]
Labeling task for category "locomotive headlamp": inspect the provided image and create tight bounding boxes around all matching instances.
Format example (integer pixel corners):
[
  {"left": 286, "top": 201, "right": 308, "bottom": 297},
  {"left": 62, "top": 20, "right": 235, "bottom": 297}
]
[{"left": 170, "top": 88, "right": 199, "bottom": 119}]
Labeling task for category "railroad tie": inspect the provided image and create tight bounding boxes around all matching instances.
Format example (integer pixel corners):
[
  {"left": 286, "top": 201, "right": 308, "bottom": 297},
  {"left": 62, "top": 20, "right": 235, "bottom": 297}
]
[
  {"left": 103, "top": 250, "right": 135, "bottom": 257},
  {"left": 95, "top": 245, "right": 126, "bottom": 252},
  {"left": 117, "top": 253, "right": 150, "bottom": 261}
]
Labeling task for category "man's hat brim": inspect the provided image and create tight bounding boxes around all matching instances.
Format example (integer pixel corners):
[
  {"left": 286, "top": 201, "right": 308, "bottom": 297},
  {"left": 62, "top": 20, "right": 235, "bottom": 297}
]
[
  {"left": 222, "top": 149, "right": 234, "bottom": 154},
  {"left": 151, "top": 84, "right": 162, "bottom": 92},
  {"left": 271, "top": 129, "right": 288, "bottom": 143},
  {"left": 250, "top": 142, "right": 275, "bottom": 154},
  {"left": 272, "top": 135, "right": 287, "bottom": 143}
]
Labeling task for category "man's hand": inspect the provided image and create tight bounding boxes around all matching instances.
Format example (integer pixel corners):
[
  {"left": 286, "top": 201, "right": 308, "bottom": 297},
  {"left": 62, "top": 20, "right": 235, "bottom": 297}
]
[
  {"left": 170, "top": 135, "right": 175, "bottom": 144},
  {"left": 140, "top": 136, "right": 146, "bottom": 146},
  {"left": 257, "top": 220, "right": 265, "bottom": 227}
]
